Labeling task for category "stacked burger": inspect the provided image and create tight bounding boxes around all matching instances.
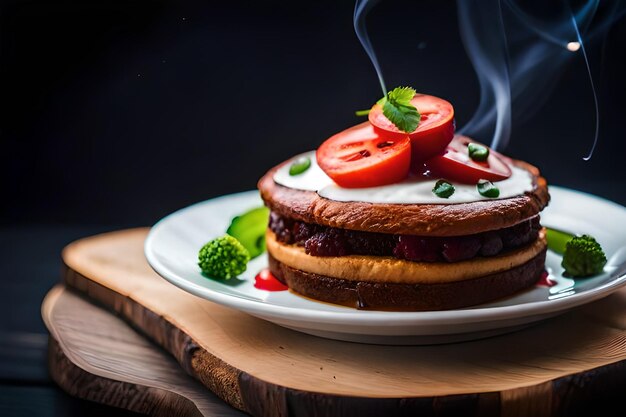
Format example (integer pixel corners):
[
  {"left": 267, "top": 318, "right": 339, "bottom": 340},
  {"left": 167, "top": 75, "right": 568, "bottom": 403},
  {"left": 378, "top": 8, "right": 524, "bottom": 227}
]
[{"left": 258, "top": 89, "right": 549, "bottom": 311}]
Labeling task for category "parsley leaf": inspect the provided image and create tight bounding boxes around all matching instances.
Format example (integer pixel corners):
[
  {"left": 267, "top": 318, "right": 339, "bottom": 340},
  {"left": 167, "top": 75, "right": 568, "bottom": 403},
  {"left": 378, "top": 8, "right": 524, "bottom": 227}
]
[
  {"left": 388, "top": 86, "right": 415, "bottom": 103},
  {"left": 379, "top": 87, "right": 421, "bottom": 133}
]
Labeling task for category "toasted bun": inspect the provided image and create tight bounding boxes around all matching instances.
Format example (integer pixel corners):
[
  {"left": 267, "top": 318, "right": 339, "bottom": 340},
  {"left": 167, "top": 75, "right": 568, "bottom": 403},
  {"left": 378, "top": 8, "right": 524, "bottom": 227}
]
[
  {"left": 258, "top": 160, "right": 549, "bottom": 237},
  {"left": 269, "top": 249, "right": 546, "bottom": 311}
]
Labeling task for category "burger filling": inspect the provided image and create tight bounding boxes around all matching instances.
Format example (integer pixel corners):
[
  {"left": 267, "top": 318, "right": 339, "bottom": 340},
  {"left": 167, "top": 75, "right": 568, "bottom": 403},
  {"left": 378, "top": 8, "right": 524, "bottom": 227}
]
[{"left": 269, "top": 212, "right": 541, "bottom": 263}]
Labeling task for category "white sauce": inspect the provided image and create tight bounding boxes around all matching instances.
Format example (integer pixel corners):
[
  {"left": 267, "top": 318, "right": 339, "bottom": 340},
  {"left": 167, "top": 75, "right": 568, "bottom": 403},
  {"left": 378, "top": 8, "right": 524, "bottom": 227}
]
[
  {"left": 274, "top": 152, "right": 334, "bottom": 191},
  {"left": 273, "top": 151, "right": 534, "bottom": 204}
]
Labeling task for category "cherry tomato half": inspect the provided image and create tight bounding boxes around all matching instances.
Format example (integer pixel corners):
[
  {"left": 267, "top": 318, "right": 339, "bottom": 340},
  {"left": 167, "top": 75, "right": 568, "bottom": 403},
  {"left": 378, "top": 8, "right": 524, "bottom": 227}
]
[
  {"left": 316, "top": 122, "right": 411, "bottom": 188},
  {"left": 368, "top": 94, "right": 455, "bottom": 162},
  {"left": 423, "top": 136, "right": 512, "bottom": 184}
]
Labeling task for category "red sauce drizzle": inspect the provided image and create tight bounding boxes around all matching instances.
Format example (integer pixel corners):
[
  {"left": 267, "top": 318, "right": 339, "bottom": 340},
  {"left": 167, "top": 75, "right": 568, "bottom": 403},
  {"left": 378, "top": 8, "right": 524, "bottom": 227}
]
[
  {"left": 254, "top": 269, "right": 288, "bottom": 291},
  {"left": 536, "top": 270, "right": 556, "bottom": 287}
]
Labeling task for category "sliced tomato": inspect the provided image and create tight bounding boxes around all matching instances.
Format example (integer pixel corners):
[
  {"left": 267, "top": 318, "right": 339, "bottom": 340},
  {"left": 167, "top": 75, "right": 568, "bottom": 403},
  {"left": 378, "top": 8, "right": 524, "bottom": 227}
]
[
  {"left": 368, "top": 94, "right": 455, "bottom": 162},
  {"left": 423, "top": 136, "right": 512, "bottom": 184},
  {"left": 316, "top": 122, "right": 411, "bottom": 188}
]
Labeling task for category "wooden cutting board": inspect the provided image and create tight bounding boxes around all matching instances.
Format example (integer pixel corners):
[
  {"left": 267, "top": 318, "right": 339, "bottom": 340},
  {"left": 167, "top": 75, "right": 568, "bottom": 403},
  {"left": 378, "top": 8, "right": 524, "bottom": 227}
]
[
  {"left": 43, "top": 285, "right": 244, "bottom": 417},
  {"left": 56, "top": 228, "right": 626, "bottom": 416}
]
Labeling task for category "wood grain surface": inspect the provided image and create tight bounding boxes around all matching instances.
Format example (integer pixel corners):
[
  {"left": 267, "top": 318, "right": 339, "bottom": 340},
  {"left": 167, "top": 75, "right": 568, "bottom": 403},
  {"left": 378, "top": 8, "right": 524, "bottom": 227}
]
[
  {"left": 58, "top": 228, "right": 626, "bottom": 416},
  {"left": 43, "top": 286, "right": 244, "bottom": 417}
]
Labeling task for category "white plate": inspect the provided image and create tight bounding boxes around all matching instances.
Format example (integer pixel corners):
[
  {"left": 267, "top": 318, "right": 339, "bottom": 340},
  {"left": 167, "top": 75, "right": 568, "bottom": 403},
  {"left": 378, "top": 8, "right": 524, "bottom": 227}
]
[{"left": 145, "top": 187, "right": 626, "bottom": 345}]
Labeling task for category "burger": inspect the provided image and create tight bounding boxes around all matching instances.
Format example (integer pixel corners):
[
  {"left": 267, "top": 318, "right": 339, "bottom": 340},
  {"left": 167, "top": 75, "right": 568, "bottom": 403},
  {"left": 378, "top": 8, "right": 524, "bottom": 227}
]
[{"left": 258, "top": 89, "right": 549, "bottom": 311}]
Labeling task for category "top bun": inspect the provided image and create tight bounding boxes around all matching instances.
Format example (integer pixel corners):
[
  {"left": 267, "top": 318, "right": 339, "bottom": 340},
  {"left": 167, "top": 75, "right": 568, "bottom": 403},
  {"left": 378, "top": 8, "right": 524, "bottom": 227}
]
[{"left": 258, "top": 158, "right": 549, "bottom": 237}]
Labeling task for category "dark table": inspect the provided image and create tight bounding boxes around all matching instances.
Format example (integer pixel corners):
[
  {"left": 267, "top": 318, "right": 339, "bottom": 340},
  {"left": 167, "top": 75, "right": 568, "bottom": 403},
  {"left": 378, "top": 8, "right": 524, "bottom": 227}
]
[{"left": 0, "top": 226, "right": 143, "bottom": 417}]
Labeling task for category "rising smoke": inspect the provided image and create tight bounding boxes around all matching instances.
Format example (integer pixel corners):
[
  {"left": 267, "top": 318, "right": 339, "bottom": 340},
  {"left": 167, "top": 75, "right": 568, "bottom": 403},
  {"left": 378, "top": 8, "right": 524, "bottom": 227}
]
[{"left": 353, "top": 0, "right": 625, "bottom": 158}]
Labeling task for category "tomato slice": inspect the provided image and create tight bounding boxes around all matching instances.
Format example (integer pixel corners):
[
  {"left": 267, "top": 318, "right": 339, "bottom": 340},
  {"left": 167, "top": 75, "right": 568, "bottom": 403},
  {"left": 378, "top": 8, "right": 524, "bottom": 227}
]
[
  {"left": 316, "top": 122, "right": 411, "bottom": 188},
  {"left": 423, "top": 136, "right": 512, "bottom": 184},
  {"left": 368, "top": 94, "right": 455, "bottom": 161}
]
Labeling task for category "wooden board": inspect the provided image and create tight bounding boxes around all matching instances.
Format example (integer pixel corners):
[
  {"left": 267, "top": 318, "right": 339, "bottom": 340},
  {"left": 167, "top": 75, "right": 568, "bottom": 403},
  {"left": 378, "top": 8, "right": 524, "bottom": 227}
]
[
  {"left": 43, "top": 286, "right": 244, "bottom": 417},
  {"left": 59, "top": 228, "right": 626, "bottom": 416}
]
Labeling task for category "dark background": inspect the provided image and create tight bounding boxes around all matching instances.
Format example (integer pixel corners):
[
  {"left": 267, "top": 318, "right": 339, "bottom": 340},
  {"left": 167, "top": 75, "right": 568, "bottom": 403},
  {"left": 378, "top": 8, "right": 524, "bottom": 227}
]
[
  {"left": 1, "top": 0, "right": 625, "bottom": 415},
  {"left": 2, "top": 0, "right": 626, "bottom": 227}
]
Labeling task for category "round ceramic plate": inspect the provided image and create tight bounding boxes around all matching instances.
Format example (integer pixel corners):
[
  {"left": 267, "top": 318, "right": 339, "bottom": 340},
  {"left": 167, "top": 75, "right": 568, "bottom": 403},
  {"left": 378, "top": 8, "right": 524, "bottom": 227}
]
[{"left": 145, "top": 186, "right": 626, "bottom": 345}]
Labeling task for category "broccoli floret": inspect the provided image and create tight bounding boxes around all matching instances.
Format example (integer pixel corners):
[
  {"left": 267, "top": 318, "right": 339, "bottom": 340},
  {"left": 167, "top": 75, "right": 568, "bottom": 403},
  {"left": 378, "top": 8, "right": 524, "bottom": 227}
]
[
  {"left": 198, "top": 234, "right": 250, "bottom": 279},
  {"left": 561, "top": 235, "right": 607, "bottom": 277}
]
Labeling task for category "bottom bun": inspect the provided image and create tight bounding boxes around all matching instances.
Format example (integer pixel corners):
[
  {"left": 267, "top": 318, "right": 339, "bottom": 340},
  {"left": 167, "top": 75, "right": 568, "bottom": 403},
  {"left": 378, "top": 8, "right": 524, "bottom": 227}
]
[{"left": 269, "top": 249, "right": 547, "bottom": 311}]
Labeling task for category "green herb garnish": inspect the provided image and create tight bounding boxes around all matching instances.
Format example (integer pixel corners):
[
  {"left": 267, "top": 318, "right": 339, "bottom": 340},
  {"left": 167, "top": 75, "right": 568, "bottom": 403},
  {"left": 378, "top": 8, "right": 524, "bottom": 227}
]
[
  {"left": 477, "top": 180, "right": 500, "bottom": 198},
  {"left": 378, "top": 86, "right": 421, "bottom": 133},
  {"left": 468, "top": 143, "right": 489, "bottom": 161},
  {"left": 355, "top": 109, "right": 370, "bottom": 117},
  {"left": 432, "top": 180, "right": 455, "bottom": 198},
  {"left": 289, "top": 156, "right": 311, "bottom": 176}
]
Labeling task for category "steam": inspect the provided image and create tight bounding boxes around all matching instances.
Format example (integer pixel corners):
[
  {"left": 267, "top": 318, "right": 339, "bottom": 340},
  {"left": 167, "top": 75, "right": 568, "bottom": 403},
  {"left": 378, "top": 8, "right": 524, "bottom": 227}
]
[
  {"left": 570, "top": 14, "right": 599, "bottom": 160},
  {"left": 458, "top": 0, "right": 625, "bottom": 158},
  {"left": 354, "top": 0, "right": 387, "bottom": 95},
  {"left": 353, "top": 0, "right": 625, "bottom": 160},
  {"left": 456, "top": 0, "right": 511, "bottom": 151}
]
